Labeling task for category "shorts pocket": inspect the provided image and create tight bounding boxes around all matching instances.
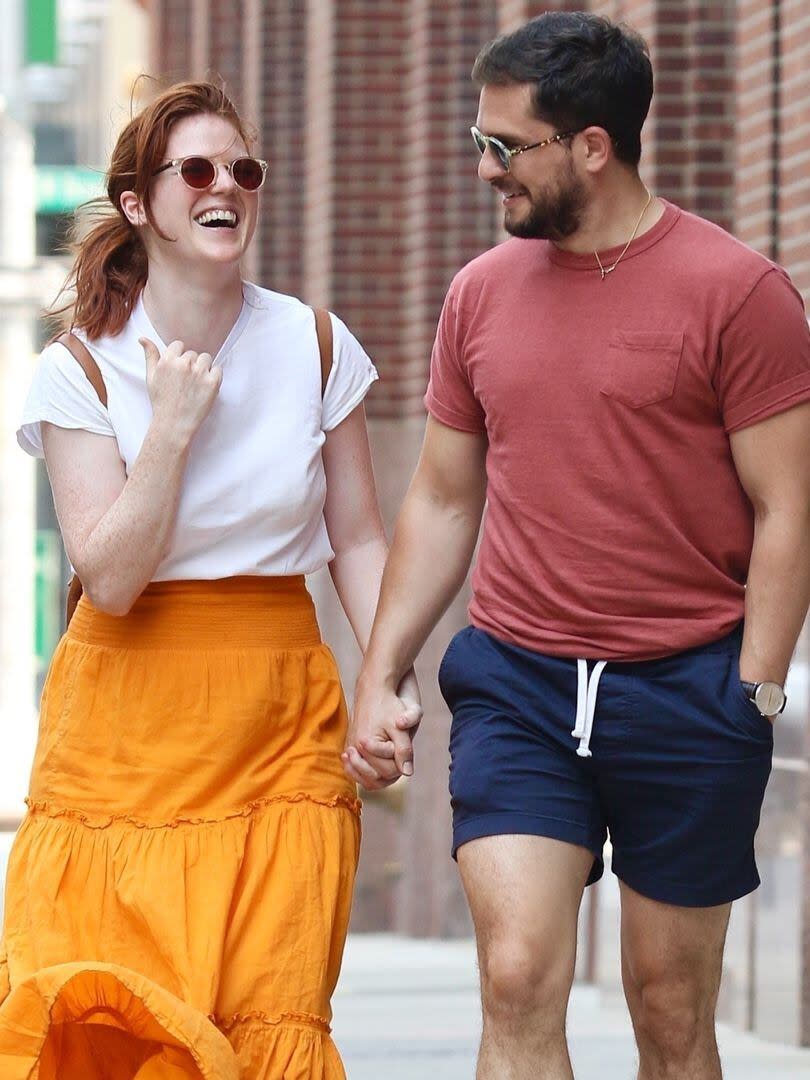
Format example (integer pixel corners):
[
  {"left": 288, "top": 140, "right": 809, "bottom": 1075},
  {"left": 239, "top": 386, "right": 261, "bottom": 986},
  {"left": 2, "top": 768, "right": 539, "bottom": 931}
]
[
  {"left": 438, "top": 627, "right": 468, "bottom": 702},
  {"left": 601, "top": 330, "right": 683, "bottom": 408}
]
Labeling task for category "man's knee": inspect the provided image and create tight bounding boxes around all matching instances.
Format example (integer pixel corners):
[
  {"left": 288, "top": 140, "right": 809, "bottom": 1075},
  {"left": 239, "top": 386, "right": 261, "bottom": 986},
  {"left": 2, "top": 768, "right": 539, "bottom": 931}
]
[
  {"left": 629, "top": 973, "right": 717, "bottom": 1063},
  {"left": 479, "top": 939, "right": 572, "bottom": 1026}
]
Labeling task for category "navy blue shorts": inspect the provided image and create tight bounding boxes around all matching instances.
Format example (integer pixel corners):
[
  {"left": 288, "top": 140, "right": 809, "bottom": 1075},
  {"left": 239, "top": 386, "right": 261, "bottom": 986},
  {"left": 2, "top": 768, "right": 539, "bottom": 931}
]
[{"left": 440, "top": 624, "right": 773, "bottom": 907}]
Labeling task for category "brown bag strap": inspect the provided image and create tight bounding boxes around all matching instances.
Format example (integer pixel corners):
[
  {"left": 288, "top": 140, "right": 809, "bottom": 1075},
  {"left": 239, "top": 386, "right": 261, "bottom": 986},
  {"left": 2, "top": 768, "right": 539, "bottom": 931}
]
[
  {"left": 65, "top": 575, "right": 84, "bottom": 628},
  {"left": 313, "top": 308, "right": 333, "bottom": 398},
  {"left": 56, "top": 331, "right": 107, "bottom": 407}
]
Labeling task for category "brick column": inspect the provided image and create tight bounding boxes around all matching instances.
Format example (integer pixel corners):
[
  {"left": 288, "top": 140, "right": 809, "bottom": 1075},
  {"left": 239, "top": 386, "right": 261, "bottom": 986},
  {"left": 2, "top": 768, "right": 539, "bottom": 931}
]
[
  {"left": 683, "top": 0, "right": 736, "bottom": 231},
  {"left": 400, "top": 2, "right": 496, "bottom": 409},
  {"left": 735, "top": 0, "right": 778, "bottom": 256},
  {"left": 190, "top": 0, "right": 210, "bottom": 80},
  {"left": 254, "top": 2, "right": 306, "bottom": 298},
  {"left": 302, "top": 0, "right": 337, "bottom": 307},
  {"left": 311, "top": 2, "right": 411, "bottom": 386},
  {"left": 151, "top": 0, "right": 194, "bottom": 81},
  {"left": 208, "top": 0, "right": 244, "bottom": 99},
  {"left": 779, "top": 0, "right": 810, "bottom": 301}
]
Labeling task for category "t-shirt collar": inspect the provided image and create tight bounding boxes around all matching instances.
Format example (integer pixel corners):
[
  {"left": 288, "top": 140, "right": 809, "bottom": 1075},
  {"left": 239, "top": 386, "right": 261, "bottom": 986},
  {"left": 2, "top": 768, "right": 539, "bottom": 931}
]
[
  {"left": 132, "top": 285, "right": 254, "bottom": 365},
  {"left": 546, "top": 198, "right": 681, "bottom": 271}
]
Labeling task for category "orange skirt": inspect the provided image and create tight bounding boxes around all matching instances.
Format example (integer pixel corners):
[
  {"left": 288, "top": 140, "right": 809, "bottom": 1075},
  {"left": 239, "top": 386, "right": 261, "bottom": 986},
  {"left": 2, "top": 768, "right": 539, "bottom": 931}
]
[{"left": 0, "top": 577, "right": 361, "bottom": 1079}]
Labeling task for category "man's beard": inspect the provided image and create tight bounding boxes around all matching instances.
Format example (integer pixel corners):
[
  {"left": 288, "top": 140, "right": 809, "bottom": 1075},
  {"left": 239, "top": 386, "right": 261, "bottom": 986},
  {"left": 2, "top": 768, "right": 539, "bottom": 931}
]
[{"left": 504, "top": 162, "right": 587, "bottom": 242}]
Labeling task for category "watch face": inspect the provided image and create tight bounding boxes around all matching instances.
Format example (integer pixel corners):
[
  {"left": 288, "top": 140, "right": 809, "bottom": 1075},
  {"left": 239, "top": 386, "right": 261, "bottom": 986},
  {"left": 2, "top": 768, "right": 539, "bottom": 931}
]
[{"left": 754, "top": 682, "right": 786, "bottom": 716}]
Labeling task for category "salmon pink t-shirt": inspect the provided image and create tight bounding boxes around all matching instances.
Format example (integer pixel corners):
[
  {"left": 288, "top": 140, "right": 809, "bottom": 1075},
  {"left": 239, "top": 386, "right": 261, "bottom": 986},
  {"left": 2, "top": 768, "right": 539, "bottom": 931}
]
[{"left": 425, "top": 201, "right": 810, "bottom": 660}]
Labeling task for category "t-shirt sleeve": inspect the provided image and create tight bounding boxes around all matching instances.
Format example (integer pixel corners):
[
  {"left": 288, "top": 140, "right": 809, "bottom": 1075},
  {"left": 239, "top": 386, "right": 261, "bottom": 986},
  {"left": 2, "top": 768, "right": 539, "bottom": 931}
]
[
  {"left": 423, "top": 281, "right": 486, "bottom": 433},
  {"left": 321, "top": 314, "right": 379, "bottom": 432},
  {"left": 17, "top": 340, "right": 116, "bottom": 458},
  {"left": 718, "top": 267, "right": 810, "bottom": 433}
]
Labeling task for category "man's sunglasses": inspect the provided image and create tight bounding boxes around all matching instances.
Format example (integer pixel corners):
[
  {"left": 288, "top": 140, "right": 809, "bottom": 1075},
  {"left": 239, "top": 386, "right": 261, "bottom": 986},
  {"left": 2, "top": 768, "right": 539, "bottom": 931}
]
[
  {"left": 470, "top": 126, "right": 579, "bottom": 172},
  {"left": 153, "top": 156, "right": 269, "bottom": 192}
]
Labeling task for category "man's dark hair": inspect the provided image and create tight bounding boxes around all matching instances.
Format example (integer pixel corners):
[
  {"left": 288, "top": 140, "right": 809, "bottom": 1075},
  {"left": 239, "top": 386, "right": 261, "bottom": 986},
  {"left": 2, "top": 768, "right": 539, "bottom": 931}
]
[{"left": 472, "top": 11, "right": 653, "bottom": 167}]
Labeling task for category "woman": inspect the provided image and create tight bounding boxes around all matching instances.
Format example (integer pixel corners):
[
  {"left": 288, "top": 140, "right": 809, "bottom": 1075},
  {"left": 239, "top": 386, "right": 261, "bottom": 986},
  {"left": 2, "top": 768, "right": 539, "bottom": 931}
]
[{"left": 0, "top": 82, "right": 418, "bottom": 1079}]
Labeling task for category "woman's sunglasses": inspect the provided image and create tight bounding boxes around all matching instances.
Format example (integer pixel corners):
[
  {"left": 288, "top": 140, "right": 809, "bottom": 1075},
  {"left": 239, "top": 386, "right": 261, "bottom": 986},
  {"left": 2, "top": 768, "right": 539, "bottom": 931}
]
[{"left": 153, "top": 156, "right": 269, "bottom": 192}]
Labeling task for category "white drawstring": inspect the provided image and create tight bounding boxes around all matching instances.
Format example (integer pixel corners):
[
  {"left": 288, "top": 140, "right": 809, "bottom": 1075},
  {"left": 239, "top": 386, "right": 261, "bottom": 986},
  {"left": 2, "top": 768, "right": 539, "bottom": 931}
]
[{"left": 571, "top": 659, "right": 607, "bottom": 757}]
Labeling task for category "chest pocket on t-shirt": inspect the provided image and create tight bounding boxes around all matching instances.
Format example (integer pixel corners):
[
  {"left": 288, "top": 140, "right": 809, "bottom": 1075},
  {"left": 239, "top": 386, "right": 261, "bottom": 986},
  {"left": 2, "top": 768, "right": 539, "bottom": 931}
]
[{"left": 600, "top": 330, "right": 684, "bottom": 408}]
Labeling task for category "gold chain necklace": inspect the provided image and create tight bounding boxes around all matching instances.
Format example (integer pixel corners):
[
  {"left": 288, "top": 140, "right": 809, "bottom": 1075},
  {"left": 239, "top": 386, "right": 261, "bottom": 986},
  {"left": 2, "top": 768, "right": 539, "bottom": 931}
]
[{"left": 594, "top": 189, "right": 653, "bottom": 280}]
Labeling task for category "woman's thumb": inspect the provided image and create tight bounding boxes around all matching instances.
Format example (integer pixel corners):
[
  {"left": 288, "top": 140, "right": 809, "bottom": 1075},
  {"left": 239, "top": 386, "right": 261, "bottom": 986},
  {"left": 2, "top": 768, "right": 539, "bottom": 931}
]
[{"left": 139, "top": 336, "right": 160, "bottom": 375}]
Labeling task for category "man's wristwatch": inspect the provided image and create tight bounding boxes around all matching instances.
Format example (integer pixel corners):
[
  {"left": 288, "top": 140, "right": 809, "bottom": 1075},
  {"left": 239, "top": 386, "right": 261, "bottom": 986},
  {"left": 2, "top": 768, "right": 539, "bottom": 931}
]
[{"left": 740, "top": 680, "right": 787, "bottom": 718}]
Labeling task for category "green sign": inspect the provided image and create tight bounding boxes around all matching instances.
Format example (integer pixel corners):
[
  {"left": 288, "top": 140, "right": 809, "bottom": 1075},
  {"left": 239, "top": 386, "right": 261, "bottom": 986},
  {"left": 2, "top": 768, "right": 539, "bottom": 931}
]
[
  {"left": 34, "top": 529, "right": 62, "bottom": 677},
  {"left": 36, "top": 165, "right": 105, "bottom": 214},
  {"left": 26, "top": 0, "right": 57, "bottom": 65}
]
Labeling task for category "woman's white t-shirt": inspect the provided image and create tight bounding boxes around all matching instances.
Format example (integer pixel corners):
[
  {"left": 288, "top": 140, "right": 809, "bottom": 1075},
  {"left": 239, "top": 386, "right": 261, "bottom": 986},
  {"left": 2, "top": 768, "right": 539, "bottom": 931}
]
[{"left": 18, "top": 283, "right": 379, "bottom": 579}]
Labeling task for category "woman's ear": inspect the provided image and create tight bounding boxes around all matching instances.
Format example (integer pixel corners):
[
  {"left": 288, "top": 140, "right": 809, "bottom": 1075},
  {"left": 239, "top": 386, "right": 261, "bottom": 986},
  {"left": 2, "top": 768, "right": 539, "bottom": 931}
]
[{"left": 119, "top": 191, "right": 147, "bottom": 227}]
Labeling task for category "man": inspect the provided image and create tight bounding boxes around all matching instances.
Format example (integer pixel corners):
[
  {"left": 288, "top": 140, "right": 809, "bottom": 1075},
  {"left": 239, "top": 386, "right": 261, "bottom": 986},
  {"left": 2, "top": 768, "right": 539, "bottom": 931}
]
[{"left": 345, "top": 12, "right": 810, "bottom": 1080}]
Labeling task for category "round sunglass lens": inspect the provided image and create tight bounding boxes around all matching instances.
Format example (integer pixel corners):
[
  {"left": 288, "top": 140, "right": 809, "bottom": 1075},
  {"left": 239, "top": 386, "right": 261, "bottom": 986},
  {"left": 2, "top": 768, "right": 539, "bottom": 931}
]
[
  {"left": 180, "top": 157, "right": 216, "bottom": 188},
  {"left": 232, "top": 158, "right": 265, "bottom": 191}
]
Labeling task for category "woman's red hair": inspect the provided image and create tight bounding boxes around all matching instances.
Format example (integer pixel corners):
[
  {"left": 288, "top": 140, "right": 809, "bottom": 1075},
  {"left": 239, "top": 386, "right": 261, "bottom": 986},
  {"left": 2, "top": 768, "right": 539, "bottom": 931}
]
[{"left": 52, "top": 81, "right": 253, "bottom": 341}]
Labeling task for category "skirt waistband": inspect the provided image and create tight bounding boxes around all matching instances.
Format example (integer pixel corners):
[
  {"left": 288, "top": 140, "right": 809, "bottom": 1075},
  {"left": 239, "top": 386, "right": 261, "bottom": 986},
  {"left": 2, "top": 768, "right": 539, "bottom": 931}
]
[{"left": 67, "top": 576, "right": 322, "bottom": 650}]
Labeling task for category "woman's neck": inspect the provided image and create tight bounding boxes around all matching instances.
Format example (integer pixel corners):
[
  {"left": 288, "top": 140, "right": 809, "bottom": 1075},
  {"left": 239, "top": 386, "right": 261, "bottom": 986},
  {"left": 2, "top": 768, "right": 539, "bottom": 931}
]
[{"left": 141, "top": 267, "right": 246, "bottom": 357}]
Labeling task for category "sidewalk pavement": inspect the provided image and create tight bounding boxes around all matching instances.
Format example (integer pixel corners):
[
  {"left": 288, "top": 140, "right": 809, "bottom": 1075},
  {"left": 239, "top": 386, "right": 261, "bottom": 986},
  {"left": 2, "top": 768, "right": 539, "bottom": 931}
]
[{"left": 333, "top": 934, "right": 810, "bottom": 1079}]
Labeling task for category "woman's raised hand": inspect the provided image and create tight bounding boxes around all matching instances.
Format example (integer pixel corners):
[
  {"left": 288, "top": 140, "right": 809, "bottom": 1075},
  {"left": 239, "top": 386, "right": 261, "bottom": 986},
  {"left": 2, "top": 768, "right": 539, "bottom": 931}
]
[{"left": 140, "top": 337, "right": 223, "bottom": 441}]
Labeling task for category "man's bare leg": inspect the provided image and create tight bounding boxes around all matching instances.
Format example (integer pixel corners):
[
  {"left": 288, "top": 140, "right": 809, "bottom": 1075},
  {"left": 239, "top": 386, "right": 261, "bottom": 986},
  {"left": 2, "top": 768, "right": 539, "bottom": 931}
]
[
  {"left": 457, "top": 834, "right": 594, "bottom": 1080},
  {"left": 620, "top": 881, "right": 731, "bottom": 1080}
]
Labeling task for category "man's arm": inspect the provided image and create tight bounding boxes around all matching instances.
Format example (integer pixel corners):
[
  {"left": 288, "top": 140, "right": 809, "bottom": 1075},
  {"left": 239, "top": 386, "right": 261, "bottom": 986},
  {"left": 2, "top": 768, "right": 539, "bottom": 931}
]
[
  {"left": 344, "top": 416, "right": 488, "bottom": 790},
  {"left": 730, "top": 400, "right": 810, "bottom": 689}
]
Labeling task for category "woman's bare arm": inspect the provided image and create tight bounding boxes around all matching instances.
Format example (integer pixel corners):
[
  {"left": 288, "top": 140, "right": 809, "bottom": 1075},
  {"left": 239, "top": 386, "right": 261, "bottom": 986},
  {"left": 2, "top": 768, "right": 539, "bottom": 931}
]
[{"left": 43, "top": 338, "right": 221, "bottom": 615}]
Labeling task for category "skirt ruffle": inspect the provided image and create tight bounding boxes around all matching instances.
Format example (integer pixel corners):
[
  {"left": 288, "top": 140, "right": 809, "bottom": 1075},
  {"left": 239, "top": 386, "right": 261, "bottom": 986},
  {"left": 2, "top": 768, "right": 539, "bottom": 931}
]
[
  {"left": 0, "top": 962, "right": 238, "bottom": 1079},
  {"left": 0, "top": 962, "right": 349, "bottom": 1080}
]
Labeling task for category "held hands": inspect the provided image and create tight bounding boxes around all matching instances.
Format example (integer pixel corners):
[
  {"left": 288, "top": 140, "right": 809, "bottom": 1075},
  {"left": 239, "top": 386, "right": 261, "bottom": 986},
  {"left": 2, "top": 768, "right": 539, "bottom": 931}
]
[
  {"left": 140, "top": 338, "right": 222, "bottom": 441},
  {"left": 343, "top": 668, "right": 423, "bottom": 791}
]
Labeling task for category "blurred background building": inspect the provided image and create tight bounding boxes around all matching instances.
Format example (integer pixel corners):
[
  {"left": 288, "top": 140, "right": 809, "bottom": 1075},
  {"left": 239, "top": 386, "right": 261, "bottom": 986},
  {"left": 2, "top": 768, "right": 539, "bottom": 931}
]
[{"left": 1, "top": 0, "right": 809, "bottom": 1049}]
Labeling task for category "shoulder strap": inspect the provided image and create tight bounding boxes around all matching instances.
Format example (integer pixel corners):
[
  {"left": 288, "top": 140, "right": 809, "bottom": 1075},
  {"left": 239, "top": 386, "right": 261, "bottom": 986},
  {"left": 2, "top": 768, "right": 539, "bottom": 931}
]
[
  {"left": 65, "top": 575, "right": 84, "bottom": 628},
  {"left": 313, "top": 308, "right": 333, "bottom": 398},
  {"left": 56, "top": 331, "right": 108, "bottom": 407}
]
